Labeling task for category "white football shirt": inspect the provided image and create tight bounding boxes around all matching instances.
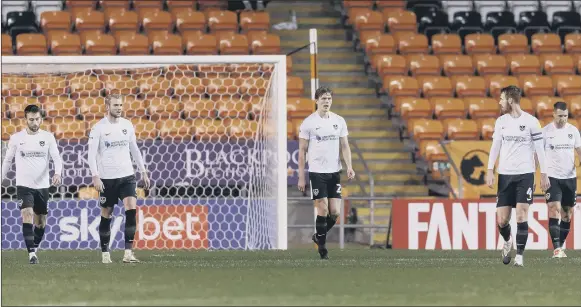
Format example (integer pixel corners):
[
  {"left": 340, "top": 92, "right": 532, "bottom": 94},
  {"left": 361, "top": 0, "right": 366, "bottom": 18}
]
[
  {"left": 491, "top": 112, "right": 544, "bottom": 175},
  {"left": 299, "top": 111, "right": 348, "bottom": 173},
  {"left": 1, "top": 129, "right": 63, "bottom": 189},
  {"left": 543, "top": 122, "right": 581, "bottom": 179},
  {"left": 87, "top": 117, "right": 146, "bottom": 179}
]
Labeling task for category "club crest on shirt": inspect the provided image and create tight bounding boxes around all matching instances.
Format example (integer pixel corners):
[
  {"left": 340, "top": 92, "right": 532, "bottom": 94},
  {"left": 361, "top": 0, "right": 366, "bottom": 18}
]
[
  {"left": 313, "top": 189, "right": 319, "bottom": 196},
  {"left": 100, "top": 196, "right": 107, "bottom": 204},
  {"left": 333, "top": 124, "right": 338, "bottom": 130},
  {"left": 519, "top": 125, "right": 525, "bottom": 131},
  {"left": 39, "top": 141, "right": 45, "bottom": 147},
  {"left": 122, "top": 129, "right": 127, "bottom": 135},
  {"left": 569, "top": 134, "right": 573, "bottom": 139}
]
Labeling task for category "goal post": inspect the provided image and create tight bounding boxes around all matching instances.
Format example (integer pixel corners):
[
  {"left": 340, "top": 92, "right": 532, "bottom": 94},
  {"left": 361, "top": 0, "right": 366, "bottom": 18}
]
[{"left": 1, "top": 55, "right": 288, "bottom": 250}]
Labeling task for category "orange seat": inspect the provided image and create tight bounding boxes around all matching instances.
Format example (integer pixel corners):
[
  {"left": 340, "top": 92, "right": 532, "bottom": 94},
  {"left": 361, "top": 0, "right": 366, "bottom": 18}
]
[
  {"left": 42, "top": 96, "right": 76, "bottom": 118},
  {"left": 441, "top": 55, "right": 474, "bottom": 76},
  {"left": 381, "top": 76, "right": 419, "bottom": 96},
  {"left": 66, "top": 0, "right": 97, "bottom": 8},
  {"left": 533, "top": 96, "right": 562, "bottom": 119},
  {"left": 568, "top": 96, "right": 581, "bottom": 118},
  {"left": 476, "top": 118, "right": 496, "bottom": 140},
  {"left": 417, "top": 76, "right": 453, "bottom": 98},
  {"left": 385, "top": 10, "right": 416, "bottom": 33},
  {"left": 466, "top": 97, "right": 500, "bottom": 119},
  {"left": 520, "top": 75, "right": 554, "bottom": 98},
  {"left": 82, "top": 32, "right": 117, "bottom": 55},
  {"left": 51, "top": 117, "right": 87, "bottom": 139},
  {"left": 354, "top": 10, "right": 384, "bottom": 32},
  {"left": 150, "top": 33, "right": 183, "bottom": 55},
  {"left": 202, "top": 74, "right": 238, "bottom": 95},
  {"left": 173, "top": 10, "right": 206, "bottom": 34},
  {"left": 68, "top": 74, "right": 102, "bottom": 98},
  {"left": 564, "top": 33, "right": 581, "bottom": 54},
  {"left": 520, "top": 98, "right": 535, "bottom": 115},
  {"left": 123, "top": 96, "right": 149, "bottom": 118},
  {"left": 2, "top": 119, "right": 25, "bottom": 140},
  {"left": 171, "top": 74, "right": 205, "bottom": 96},
  {"left": 287, "top": 76, "right": 304, "bottom": 97},
  {"left": 464, "top": 33, "right": 496, "bottom": 55},
  {"left": 346, "top": 7, "right": 371, "bottom": 26},
  {"left": 40, "top": 11, "right": 71, "bottom": 33},
  {"left": 100, "top": 74, "right": 138, "bottom": 95},
  {"left": 498, "top": 34, "right": 529, "bottom": 54},
  {"left": 453, "top": 76, "right": 486, "bottom": 98},
  {"left": 206, "top": 10, "right": 237, "bottom": 32},
  {"left": 553, "top": 75, "right": 581, "bottom": 98},
  {"left": 78, "top": 96, "right": 106, "bottom": 119},
  {"left": 1, "top": 75, "right": 33, "bottom": 96},
  {"left": 192, "top": 118, "right": 226, "bottom": 141},
  {"left": 16, "top": 33, "right": 48, "bottom": 55},
  {"left": 157, "top": 119, "right": 193, "bottom": 140},
  {"left": 239, "top": 11, "right": 270, "bottom": 32},
  {"left": 99, "top": 0, "right": 130, "bottom": 9},
  {"left": 444, "top": 119, "right": 479, "bottom": 140},
  {"left": 72, "top": 9, "right": 105, "bottom": 32},
  {"left": 131, "top": 118, "right": 158, "bottom": 139},
  {"left": 218, "top": 32, "right": 249, "bottom": 55},
  {"left": 138, "top": 75, "right": 172, "bottom": 98},
  {"left": 181, "top": 95, "right": 216, "bottom": 119},
  {"left": 431, "top": 34, "right": 462, "bottom": 55},
  {"left": 396, "top": 33, "right": 429, "bottom": 54},
  {"left": 531, "top": 33, "right": 562, "bottom": 54},
  {"left": 2, "top": 34, "right": 13, "bottom": 54},
  {"left": 49, "top": 33, "right": 82, "bottom": 55},
  {"left": 577, "top": 54, "right": 581, "bottom": 73},
  {"left": 227, "top": 119, "right": 258, "bottom": 140},
  {"left": 167, "top": 0, "right": 196, "bottom": 11},
  {"left": 32, "top": 75, "right": 67, "bottom": 96},
  {"left": 396, "top": 97, "right": 432, "bottom": 119},
  {"left": 183, "top": 31, "right": 217, "bottom": 55},
  {"left": 107, "top": 9, "right": 139, "bottom": 34},
  {"left": 117, "top": 33, "right": 150, "bottom": 55},
  {"left": 431, "top": 97, "right": 466, "bottom": 119},
  {"left": 216, "top": 97, "right": 250, "bottom": 119},
  {"left": 287, "top": 119, "right": 295, "bottom": 139},
  {"left": 541, "top": 54, "right": 575, "bottom": 75},
  {"left": 5, "top": 97, "right": 39, "bottom": 118},
  {"left": 419, "top": 140, "right": 448, "bottom": 163},
  {"left": 133, "top": 0, "right": 163, "bottom": 9},
  {"left": 358, "top": 30, "right": 381, "bottom": 49},
  {"left": 488, "top": 75, "right": 519, "bottom": 98},
  {"left": 344, "top": 0, "right": 374, "bottom": 8},
  {"left": 407, "top": 54, "right": 440, "bottom": 76},
  {"left": 249, "top": 32, "right": 281, "bottom": 55},
  {"left": 474, "top": 54, "right": 508, "bottom": 76},
  {"left": 507, "top": 54, "right": 541, "bottom": 76},
  {"left": 198, "top": 0, "right": 227, "bottom": 11},
  {"left": 408, "top": 119, "right": 445, "bottom": 141},
  {"left": 374, "top": 54, "right": 407, "bottom": 77},
  {"left": 148, "top": 97, "right": 183, "bottom": 120},
  {"left": 364, "top": 33, "right": 396, "bottom": 56},
  {"left": 287, "top": 97, "right": 314, "bottom": 118}
]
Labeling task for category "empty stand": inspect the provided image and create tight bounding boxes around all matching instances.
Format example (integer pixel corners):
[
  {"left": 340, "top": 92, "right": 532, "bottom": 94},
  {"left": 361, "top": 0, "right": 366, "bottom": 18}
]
[
  {"left": 453, "top": 76, "right": 486, "bottom": 98},
  {"left": 508, "top": 54, "right": 541, "bottom": 76},
  {"left": 474, "top": 54, "right": 508, "bottom": 76},
  {"left": 466, "top": 97, "right": 500, "bottom": 119},
  {"left": 407, "top": 54, "right": 440, "bottom": 76},
  {"left": 396, "top": 97, "right": 432, "bottom": 119},
  {"left": 16, "top": 33, "right": 48, "bottom": 55},
  {"left": 417, "top": 76, "right": 453, "bottom": 98},
  {"left": 432, "top": 98, "right": 466, "bottom": 119},
  {"left": 445, "top": 119, "right": 479, "bottom": 140},
  {"left": 183, "top": 31, "right": 217, "bottom": 55},
  {"left": 541, "top": 54, "right": 575, "bottom": 75},
  {"left": 531, "top": 33, "right": 562, "bottom": 54},
  {"left": 431, "top": 33, "right": 462, "bottom": 54},
  {"left": 441, "top": 55, "right": 474, "bottom": 76}
]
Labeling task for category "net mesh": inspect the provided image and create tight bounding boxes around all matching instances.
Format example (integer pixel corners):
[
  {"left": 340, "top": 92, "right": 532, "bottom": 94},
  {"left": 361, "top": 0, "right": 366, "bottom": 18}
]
[{"left": 1, "top": 61, "right": 282, "bottom": 250}]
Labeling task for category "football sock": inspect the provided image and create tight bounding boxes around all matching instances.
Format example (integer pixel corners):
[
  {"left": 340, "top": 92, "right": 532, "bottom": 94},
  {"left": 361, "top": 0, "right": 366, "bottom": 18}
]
[
  {"left": 326, "top": 214, "right": 338, "bottom": 232},
  {"left": 99, "top": 216, "right": 112, "bottom": 252},
  {"left": 498, "top": 224, "right": 511, "bottom": 242},
  {"left": 559, "top": 220, "right": 571, "bottom": 247},
  {"left": 315, "top": 215, "right": 327, "bottom": 246},
  {"left": 22, "top": 223, "right": 35, "bottom": 253},
  {"left": 548, "top": 218, "right": 561, "bottom": 249},
  {"left": 33, "top": 226, "right": 45, "bottom": 249},
  {"left": 516, "top": 222, "right": 528, "bottom": 255},
  {"left": 125, "top": 209, "right": 137, "bottom": 250}
]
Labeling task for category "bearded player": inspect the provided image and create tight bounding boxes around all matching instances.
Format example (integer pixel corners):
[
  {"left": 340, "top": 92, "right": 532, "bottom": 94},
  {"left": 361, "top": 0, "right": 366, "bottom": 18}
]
[
  {"left": 1, "top": 105, "right": 63, "bottom": 264},
  {"left": 87, "top": 94, "right": 150, "bottom": 264}
]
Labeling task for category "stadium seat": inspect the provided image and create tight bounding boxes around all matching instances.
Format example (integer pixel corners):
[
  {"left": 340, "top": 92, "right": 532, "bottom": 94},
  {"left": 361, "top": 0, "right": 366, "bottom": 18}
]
[
  {"left": 445, "top": 119, "right": 479, "bottom": 140},
  {"left": 206, "top": 10, "right": 237, "bottom": 33},
  {"left": 396, "top": 32, "right": 429, "bottom": 54},
  {"left": 51, "top": 117, "right": 87, "bottom": 139},
  {"left": 531, "top": 33, "right": 562, "bottom": 54},
  {"left": 287, "top": 97, "right": 314, "bottom": 119},
  {"left": 466, "top": 97, "right": 501, "bottom": 119},
  {"left": 477, "top": 117, "right": 496, "bottom": 140},
  {"left": 183, "top": 31, "right": 217, "bottom": 55},
  {"left": 42, "top": 95, "right": 76, "bottom": 118},
  {"left": 451, "top": 11, "right": 483, "bottom": 40},
  {"left": 203, "top": 74, "right": 237, "bottom": 95},
  {"left": 431, "top": 33, "right": 462, "bottom": 54},
  {"left": 166, "top": 0, "right": 196, "bottom": 12},
  {"left": 407, "top": 54, "right": 441, "bottom": 76},
  {"left": 408, "top": 119, "right": 445, "bottom": 141},
  {"left": 396, "top": 97, "right": 432, "bottom": 119},
  {"left": 553, "top": 75, "right": 581, "bottom": 98},
  {"left": 138, "top": 75, "right": 172, "bottom": 98},
  {"left": 474, "top": 54, "right": 508, "bottom": 76},
  {"left": 140, "top": 9, "right": 173, "bottom": 36},
  {"left": 100, "top": 74, "right": 138, "bottom": 95},
  {"left": 216, "top": 97, "right": 251, "bottom": 119},
  {"left": 520, "top": 97, "right": 535, "bottom": 114},
  {"left": 464, "top": 33, "right": 496, "bottom": 54},
  {"left": 218, "top": 32, "right": 249, "bottom": 55},
  {"left": 346, "top": 7, "right": 371, "bottom": 26},
  {"left": 33, "top": 75, "right": 67, "bottom": 96},
  {"left": 48, "top": 32, "right": 82, "bottom": 55},
  {"left": 106, "top": 8, "right": 139, "bottom": 35},
  {"left": 117, "top": 33, "right": 150, "bottom": 55},
  {"left": 517, "top": 11, "right": 551, "bottom": 39},
  {"left": 123, "top": 96, "right": 148, "bottom": 118},
  {"left": 72, "top": 9, "right": 105, "bottom": 33},
  {"left": 287, "top": 76, "right": 304, "bottom": 97},
  {"left": 173, "top": 10, "right": 206, "bottom": 35},
  {"left": 67, "top": 74, "right": 101, "bottom": 98},
  {"left": 476, "top": 1, "right": 508, "bottom": 23},
  {"left": 2, "top": 33, "right": 13, "bottom": 54},
  {"left": 432, "top": 97, "right": 466, "bottom": 119},
  {"left": 533, "top": 96, "right": 561, "bottom": 118},
  {"left": 171, "top": 75, "right": 205, "bottom": 97},
  {"left": 2, "top": 119, "right": 25, "bottom": 140},
  {"left": 99, "top": 0, "right": 130, "bottom": 9},
  {"left": 40, "top": 11, "right": 71, "bottom": 34},
  {"left": 150, "top": 33, "right": 183, "bottom": 55},
  {"left": 148, "top": 97, "right": 183, "bottom": 120},
  {"left": 419, "top": 140, "right": 448, "bottom": 163},
  {"left": 6, "top": 11, "right": 38, "bottom": 40},
  {"left": 441, "top": 55, "right": 474, "bottom": 76},
  {"left": 453, "top": 76, "right": 487, "bottom": 98},
  {"left": 551, "top": 11, "right": 581, "bottom": 39},
  {"left": 507, "top": 54, "right": 541, "bottom": 76},
  {"left": 381, "top": 76, "right": 420, "bottom": 96},
  {"left": 240, "top": 11, "right": 270, "bottom": 33},
  {"left": 344, "top": 0, "right": 374, "bottom": 9},
  {"left": 194, "top": 117, "right": 229, "bottom": 141},
  {"left": 181, "top": 95, "right": 216, "bottom": 119},
  {"left": 227, "top": 119, "right": 258, "bottom": 140},
  {"left": 249, "top": 32, "right": 281, "bottom": 55},
  {"left": 82, "top": 32, "right": 117, "bottom": 55},
  {"left": 417, "top": 76, "right": 453, "bottom": 98},
  {"left": 542, "top": 0, "right": 574, "bottom": 23},
  {"left": 16, "top": 33, "right": 48, "bottom": 55},
  {"left": 488, "top": 75, "right": 519, "bottom": 97},
  {"left": 1, "top": 75, "right": 33, "bottom": 96},
  {"left": 568, "top": 96, "right": 581, "bottom": 117},
  {"left": 541, "top": 54, "right": 575, "bottom": 75},
  {"left": 565, "top": 33, "right": 581, "bottom": 53},
  {"left": 78, "top": 96, "right": 106, "bottom": 119},
  {"left": 5, "top": 96, "right": 39, "bottom": 118},
  {"left": 441, "top": 1, "right": 472, "bottom": 23},
  {"left": 158, "top": 119, "right": 193, "bottom": 140},
  {"left": 484, "top": 11, "right": 517, "bottom": 39},
  {"left": 374, "top": 54, "right": 407, "bottom": 77},
  {"left": 364, "top": 33, "right": 396, "bottom": 56},
  {"left": 508, "top": 1, "right": 539, "bottom": 23},
  {"left": 498, "top": 33, "right": 529, "bottom": 54},
  {"left": 133, "top": 0, "right": 163, "bottom": 10},
  {"left": 385, "top": 10, "right": 417, "bottom": 33},
  {"left": 65, "top": 0, "right": 96, "bottom": 9},
  {"left": 354, "top": 10, "right": 384, "bottom": 32}
]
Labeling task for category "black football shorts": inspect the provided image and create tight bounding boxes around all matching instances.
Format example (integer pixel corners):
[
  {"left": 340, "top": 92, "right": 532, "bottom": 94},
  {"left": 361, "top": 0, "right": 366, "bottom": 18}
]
[
  {"left": 99, "top": 175, "right": 137, "bottom": 208},
  {"left": 545, "top": 177, "right": 577, "bottom": 207},
  {"left": 16, "top": 186, "right": 50, "bottom": 215},
  {"left": 497, "top": 173, "right": 535, "bottom": 207},
  {"left": 309, "top": 172, "right": 342, "bottom": 200}
]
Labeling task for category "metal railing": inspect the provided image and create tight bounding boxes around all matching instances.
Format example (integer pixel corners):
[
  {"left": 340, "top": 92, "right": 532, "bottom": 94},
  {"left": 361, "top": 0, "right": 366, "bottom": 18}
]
[{"left": 439, "top": 140, "right": 463, "bottom": 199}]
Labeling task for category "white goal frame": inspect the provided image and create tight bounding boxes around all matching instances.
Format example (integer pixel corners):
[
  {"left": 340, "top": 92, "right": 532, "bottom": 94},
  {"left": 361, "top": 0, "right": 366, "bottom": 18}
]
[{"left": 1, "top": 55, "right": 288, "bottom": 250}]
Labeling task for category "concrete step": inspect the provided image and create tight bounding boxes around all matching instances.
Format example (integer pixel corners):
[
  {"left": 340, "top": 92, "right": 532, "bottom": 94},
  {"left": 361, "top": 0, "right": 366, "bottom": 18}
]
[
  {"left": 349, "top": 130, "right": 399, "bottom": 138},
  {"left": 361, "top": 152, "right": 410, "bottom": 160},
  {"left": 358, "top": 173, "right": 424, "bottom": 183},
  {"left": 332, "top": 97, "right": 379, "bottom": 107},
  {"left": 345, "top": 184, "right": 429, "bottom": 195},
  {"left": 292, "top": 52, "right": 363, "bottom": 65},
  {"left": 353, "top": 161, "right": 417, "bottom": 172},
  {"left": 293, "top": 63, "right": 364, "bottom": 73},
  {"left": 273, "top": 29, "right": 347, "bottom": 40},
  {"left": 334, "top": 109, "right": 389, "bottom": 118},
  {"left": 282, "top": 40, "right": 352, "bottom": 49},
  {"left": 354, "top": 140, "right": 405, "bottom": 151},
  {"left": 347, "top": 119, "right": 393, "bottom": 129}
]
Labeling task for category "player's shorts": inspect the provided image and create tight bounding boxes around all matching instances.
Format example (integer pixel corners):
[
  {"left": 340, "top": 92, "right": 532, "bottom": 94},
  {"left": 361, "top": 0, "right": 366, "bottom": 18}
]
[
  {"left": 309, "top": 171, "right": 342, "bottom": 200},
  {"left": 99, "top": 175, "right": 137, "bottom": 208},
  {"left": 16, "top": 186, "right": 50, "bottom": 215},
  {"left": 545, "top": 177, "right": 577, "bottom": 207},
  {"left": 497, "top": 173, "right": 535, "bottom": 207}
]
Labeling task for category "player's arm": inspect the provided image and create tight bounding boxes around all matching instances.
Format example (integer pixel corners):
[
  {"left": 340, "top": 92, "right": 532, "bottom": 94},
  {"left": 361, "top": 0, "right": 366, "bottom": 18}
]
[
  {"left": 87, "top": 125, "right": 104, "bottom": 192},
  {"left": 339, "top": 118, "right": 355, "bottom": 180},
  {"left": 48, "top": 134, "right": 63, "bottom": 186},
  {"left": 128, "top": 125, "right": 150, "bottom": 189},
  {"left": 297, "top": 122, "right": 309, "bottom": 193},
  {"left": 574, "top": 129, "right": 581, "bottom": 164},
  {"left": 531, "top": 119, "right": 550, "bottom": 191},
  {"left": 1, "top": 136, "right": 18, "bottom": 182},
  {"left": 486, "top": 118, "right": 502, "bottom": 188}
]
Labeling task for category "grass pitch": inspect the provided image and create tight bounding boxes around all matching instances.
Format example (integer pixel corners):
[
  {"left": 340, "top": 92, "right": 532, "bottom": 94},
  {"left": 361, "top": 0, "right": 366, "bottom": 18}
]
[{"left": 2, "top": 248, "right": 580, "bottom": 306}]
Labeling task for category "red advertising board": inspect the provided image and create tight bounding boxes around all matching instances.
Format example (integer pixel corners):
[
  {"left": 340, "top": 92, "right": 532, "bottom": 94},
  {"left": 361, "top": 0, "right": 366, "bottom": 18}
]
[
  {"left": 392, "top": 199, "right": 580, "bottom": 250},
  {"left": 135, "top": 205, "right": 209, "bottom": 249}
]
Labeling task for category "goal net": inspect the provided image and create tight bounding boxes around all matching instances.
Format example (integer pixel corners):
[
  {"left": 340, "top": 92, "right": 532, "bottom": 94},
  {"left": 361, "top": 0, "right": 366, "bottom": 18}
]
[{"left": 1, "top": 56, "right": 287, "bottom": 251}]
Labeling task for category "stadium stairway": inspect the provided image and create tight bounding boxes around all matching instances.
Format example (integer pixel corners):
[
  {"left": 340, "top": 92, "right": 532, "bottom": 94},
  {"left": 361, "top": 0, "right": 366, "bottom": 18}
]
[{"left": 268, "top": 1, "right": 430, "bottom": 246}]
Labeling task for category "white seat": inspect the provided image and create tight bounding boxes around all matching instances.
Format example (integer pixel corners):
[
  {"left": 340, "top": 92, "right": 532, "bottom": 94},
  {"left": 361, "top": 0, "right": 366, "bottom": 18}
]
[
  {"left": 509, "top": 1, "right": 539, "bottom": 23},
  {"left": 542, "top": 1, "right": 574, "bottom": 22},
  {"left": 479, "top": 6, "right": 504, "bottom": 24},
  {"left": 475, "top": 0, "right": 506, "bottom": 9},
  {"left": 443, "top": 1, "right": 474, "bottom": 23},
  {"left": 30, "top": 0, "right": 62, "bottom": 10},
  {"left": 2, "top": 3, "right": 30, "bottom": 23}
]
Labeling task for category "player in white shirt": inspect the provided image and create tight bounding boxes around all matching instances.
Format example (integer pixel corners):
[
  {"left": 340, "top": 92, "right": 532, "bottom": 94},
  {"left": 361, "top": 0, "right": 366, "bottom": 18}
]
[
  {"left": 297, "top": 87, "right": 355, "bottom": 259},
  {"left": 486, "top": 86, "right": 550, "bottom": 267},
  {"left": 1, "top": 105, "right": 63, "bottom": 264},
  {"left": 87, "top": 94, "right": 150, "bottom": 264},
  {"left": 541, "top": 101, "right": 581, "bottom": 259}
]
